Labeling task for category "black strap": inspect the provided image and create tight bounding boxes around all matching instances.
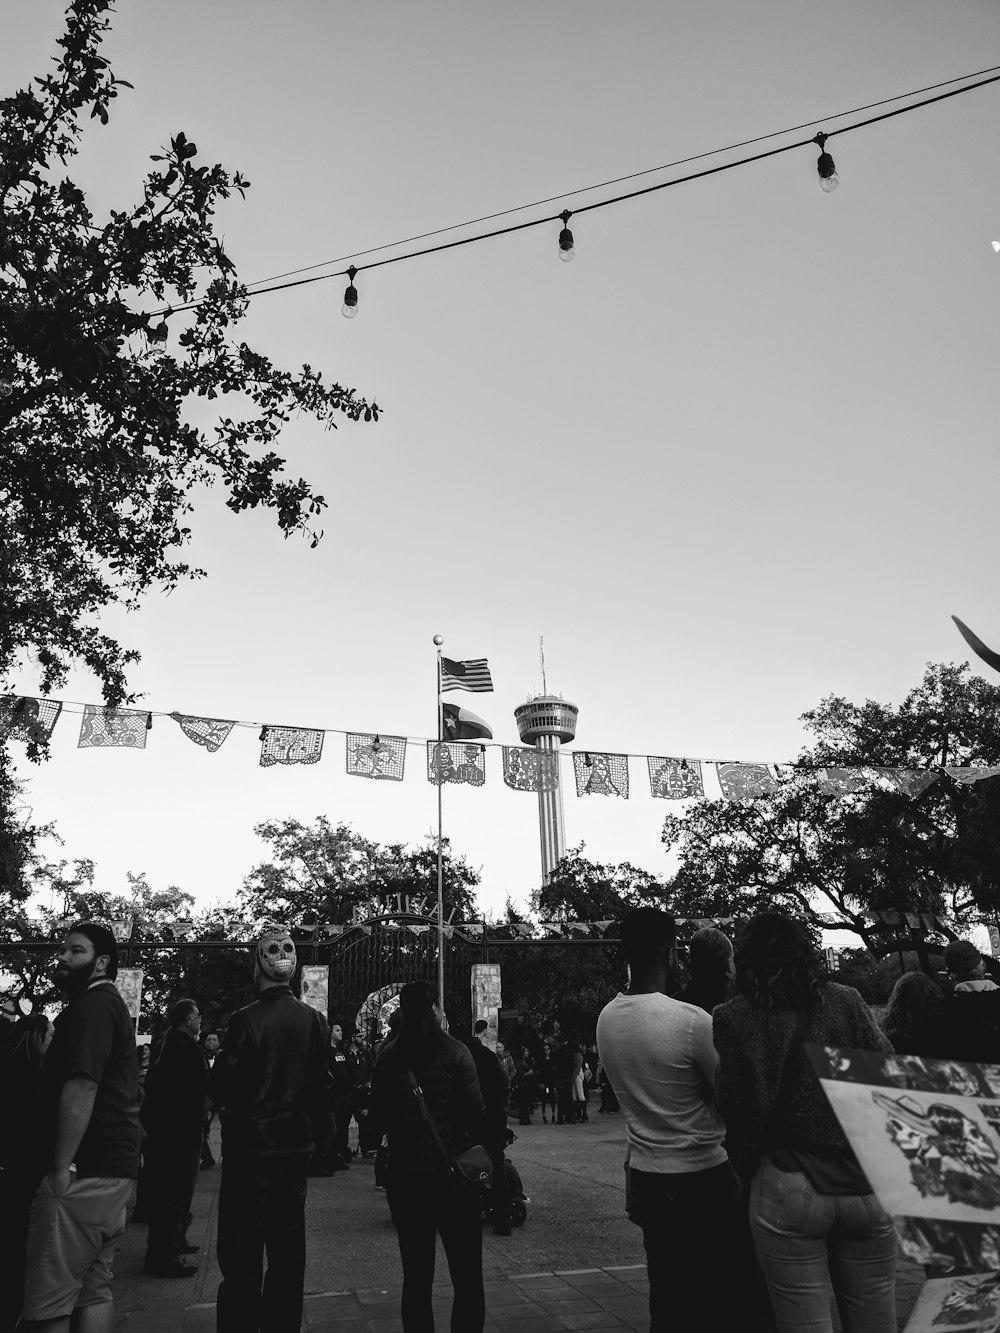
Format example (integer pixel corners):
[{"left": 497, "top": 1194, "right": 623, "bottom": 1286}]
[{"left": 408, "top": 1070, "right": 452, "bottom": 1166}]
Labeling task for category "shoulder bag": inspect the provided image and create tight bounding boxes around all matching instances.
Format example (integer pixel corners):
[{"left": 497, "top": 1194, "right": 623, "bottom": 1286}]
[{"left": 407, "top": 1071, "right": 493, "bottom": 1202}]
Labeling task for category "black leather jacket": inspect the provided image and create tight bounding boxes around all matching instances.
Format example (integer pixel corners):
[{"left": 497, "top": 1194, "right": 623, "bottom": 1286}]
[{"left": 211, "top": 985, "right": 333, "bottom": 1157}]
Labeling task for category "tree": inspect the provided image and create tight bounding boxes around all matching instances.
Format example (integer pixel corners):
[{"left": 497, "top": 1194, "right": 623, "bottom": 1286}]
[
  {"left": 534, "top": 844, "right": 670, "bottom": 920},
  {"left": 661, "top": 663, "right": 1000, "bottom": 951},
  {"left": 238, "top": 817, "right": 480, "bottom": 926},
  {"left": 0, "top": 1, "right": 379, "bottom": 707}
]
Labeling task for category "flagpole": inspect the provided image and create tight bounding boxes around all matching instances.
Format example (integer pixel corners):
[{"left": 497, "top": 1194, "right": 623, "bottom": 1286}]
[{"left": 432, "top": 634, "right": 446, "bottom": 1021}]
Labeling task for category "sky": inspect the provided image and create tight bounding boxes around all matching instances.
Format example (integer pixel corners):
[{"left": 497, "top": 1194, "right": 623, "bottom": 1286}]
[{"left": 4, "top": 0, "right": 1000, "bottom": 927}]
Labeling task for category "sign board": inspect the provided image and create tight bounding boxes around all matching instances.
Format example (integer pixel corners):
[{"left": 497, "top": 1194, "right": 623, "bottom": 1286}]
[
  {"left": 300, "top": 965, "right": 329, "bottom": 1017},
  {"left": 471, "top": 963, "right": 502, "bottom": 1050},
  {"left": 114, "top": 968, "right": 143, "bottom": 1024}
]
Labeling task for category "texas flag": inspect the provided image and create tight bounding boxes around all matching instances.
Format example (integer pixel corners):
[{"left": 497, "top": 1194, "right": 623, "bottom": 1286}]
[{"left": 442, "top": 702, "right": 493, "bottom": 741}]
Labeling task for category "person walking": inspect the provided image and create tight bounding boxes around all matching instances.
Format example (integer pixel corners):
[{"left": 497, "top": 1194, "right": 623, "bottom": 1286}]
[
  {"left": 211, "top": 922, "right": 333, "bottom": 1333},
  {"left": 714, "top": 913, "right": 898, "bottom": 1333},
  {"left": 369, "top": 981, "right": 486, "bottom": 1332}
]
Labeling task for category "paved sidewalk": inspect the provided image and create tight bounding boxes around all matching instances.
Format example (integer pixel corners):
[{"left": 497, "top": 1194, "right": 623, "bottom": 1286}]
[
  {"left": 120, "top": 1265, "right": 653, "bottom": 1331},
  {"left": 118, "top": 1259, "right": 925, "bottom": 1332},
  {"left": 113, "top": 1119, "right": 926, "bottom": 1331}
]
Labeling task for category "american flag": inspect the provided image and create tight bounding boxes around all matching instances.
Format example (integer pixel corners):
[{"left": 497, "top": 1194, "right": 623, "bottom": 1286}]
[{"left": 440, "top": 657, "right": 494, "bottom": 693}]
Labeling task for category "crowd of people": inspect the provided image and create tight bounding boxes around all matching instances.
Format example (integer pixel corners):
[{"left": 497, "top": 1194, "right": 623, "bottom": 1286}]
[{"left": 2, "top": 913, "right": 998, "bottom": 1332}]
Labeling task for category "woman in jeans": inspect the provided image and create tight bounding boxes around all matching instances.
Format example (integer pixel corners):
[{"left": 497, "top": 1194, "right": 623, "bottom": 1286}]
[
  {"left": 369, "top": 982, "right": 486, "bottom": 1332},
  {"left": 714, "top": 915, "right": 897, "bottom": 1333}
]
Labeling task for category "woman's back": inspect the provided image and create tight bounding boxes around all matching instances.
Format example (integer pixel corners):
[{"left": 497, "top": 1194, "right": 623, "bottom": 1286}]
[{"left": 371, "top": 1030, "right": 484, "bottom": 1178}]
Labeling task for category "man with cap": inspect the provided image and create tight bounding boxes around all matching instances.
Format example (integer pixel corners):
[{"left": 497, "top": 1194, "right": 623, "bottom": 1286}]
[
  {"left": 210, "top": 923, "right": 333, "bottom": 1333},
  {"left": 21, "top": 921, "right": 141, "bottom": 1332}
]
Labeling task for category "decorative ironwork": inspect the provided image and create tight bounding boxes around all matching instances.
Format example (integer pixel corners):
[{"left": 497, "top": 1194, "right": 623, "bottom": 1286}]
[
  {"left": 427, "top": 741, "right": 486, "bottom": 786},
  {"left": 170, "top": 712, "right": 235, "bottom": 753},
  {"left": 574, "top": 751, "right": 629, "bottom": 798},
  {"left": 346, "top": 733, "right": 406, "bottom": 780},
  {"left": 648, "top": 757, "right": 704, "bottom": 800},
  {"left": 259, "top": 726, "right": 324, "bottom": 767},
  {"left": 502, "top": 746, "right": 560, "bottom": 792},
  {"left": 78, "top": 705, "right": 151, "bottom": 749}
]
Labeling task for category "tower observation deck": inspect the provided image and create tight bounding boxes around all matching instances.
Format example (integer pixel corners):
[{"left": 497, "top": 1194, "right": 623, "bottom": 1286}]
[{"left": 514, "top": 695, "right": 579, "bottom": 885}]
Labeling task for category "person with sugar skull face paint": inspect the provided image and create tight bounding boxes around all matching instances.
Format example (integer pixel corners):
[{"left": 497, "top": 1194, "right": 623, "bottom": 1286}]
[{"left": 210, "top": 922, "right": 334, "bottom": 1333}]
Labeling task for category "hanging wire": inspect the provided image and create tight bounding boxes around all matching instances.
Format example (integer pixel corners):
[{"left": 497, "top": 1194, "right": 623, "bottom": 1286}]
[
  {"left": 153, "top": 68, "right": 1000, "bottom": 317},
  {"left": 240, "top": 62, "right": 1000, "bottom": 293}
]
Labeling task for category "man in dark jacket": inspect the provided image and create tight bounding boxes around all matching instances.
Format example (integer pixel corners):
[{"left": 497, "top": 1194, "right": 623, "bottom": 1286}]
[
  {"left": 141, "top": 997, "right": 207, "bottom": 1276},
  {"left": 210, "top": 923, "right": 333, "bottom": 1333},
  {"left": 468, "top": 1019, "right": 512, "bottom": 1235}
]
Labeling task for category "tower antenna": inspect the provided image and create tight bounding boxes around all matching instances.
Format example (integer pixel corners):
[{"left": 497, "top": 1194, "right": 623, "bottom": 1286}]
[{"left": 540, "top": 636, "right": 547, "bottom": 696}]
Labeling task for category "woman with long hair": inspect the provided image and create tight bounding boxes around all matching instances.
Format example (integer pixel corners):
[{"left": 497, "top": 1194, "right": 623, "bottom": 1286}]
[
  {"left": 0, "top": 1012, "right": 54, "bottom": 1333},
  {"left": 714, "top": 914, "right": 897, "bottom": 1333},
  {"left": 881, "top": 971, "right": 948, "bottom": 1056},
  {"left": 369, "top": 982, "right": 486, "bottom": 1332}
]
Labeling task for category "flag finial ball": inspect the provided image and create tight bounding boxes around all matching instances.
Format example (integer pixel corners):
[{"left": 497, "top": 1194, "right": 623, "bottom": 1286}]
[{"left": 433, "top": 635, "right": 444, "bottom": 646}]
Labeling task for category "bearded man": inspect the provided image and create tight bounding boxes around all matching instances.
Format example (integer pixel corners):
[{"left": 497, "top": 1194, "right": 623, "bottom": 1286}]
[
  {"left": 21, "top": 921, "right": 140, "bottom": 1333},
  {"left": 210, "top": 923, "right": 333, "bottom": 1333}
]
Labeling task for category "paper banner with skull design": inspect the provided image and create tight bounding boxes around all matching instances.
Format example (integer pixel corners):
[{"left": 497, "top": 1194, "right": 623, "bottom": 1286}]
[
  {"left": 346, "top": 733, "right": 406, "bottom": 780},
  {"left": 647, "top": 757, "right": 705, "bottom": 800},
  {"left": 426, "top": 741, "right": 486, "bottom": 787},
  {"left": 573, "top": 751, "right": 629, "bottom": 798},
  {"left": 502, "top": 746, "right": 560, "bottom": 792}
]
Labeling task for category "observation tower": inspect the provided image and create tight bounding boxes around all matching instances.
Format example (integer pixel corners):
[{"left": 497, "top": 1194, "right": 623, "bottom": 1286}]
[{"left": 514, "top": 694, "right": 579, "bottom": 884}]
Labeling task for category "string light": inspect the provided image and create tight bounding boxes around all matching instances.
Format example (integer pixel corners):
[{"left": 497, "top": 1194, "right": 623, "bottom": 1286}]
[
  {"left": 558, "top": 210, "right": 575, "bottom": 262},
  {"left": 342, "top": 265, "right": 359, "bottom": 319},
  {"left": 144, "top": 68, "right": 1000, "bottom": 321},
  {"left": 814, "top": 132, "right": 839, "bottom": 192},
  {"left": 992, "top": 241, "right": 1000, "bottom": 252}
]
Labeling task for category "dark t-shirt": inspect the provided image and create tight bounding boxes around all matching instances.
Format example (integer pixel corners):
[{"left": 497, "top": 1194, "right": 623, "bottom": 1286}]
[{"left": 45, "top": 981, "right": 141, "bottom": 1178}]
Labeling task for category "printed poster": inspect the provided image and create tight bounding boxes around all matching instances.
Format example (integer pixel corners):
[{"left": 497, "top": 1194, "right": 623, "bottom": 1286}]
[
  {"left": 809, "top": 1045, "right": 1000, "bottom": 1281},
  {"left": 300, "top": 964, "right": 329, "bottom": 1017},
  {"left": 114, "top": 968, "right": 143, "bottom": 1023},
  {"left": 904, "top": 1273, "right": 1000, "bottom": 1332}
]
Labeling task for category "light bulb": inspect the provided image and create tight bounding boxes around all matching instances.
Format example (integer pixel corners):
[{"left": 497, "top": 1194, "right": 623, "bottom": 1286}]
[
  {"left": 817, "top": 150, "right": 839, "bottom": 193},
  {"left": 992, "top": 241, "right": 1000, "bottom": 253},
  {"left": 342, "top": 283, "right": 358, "bottom": 319},
  {"left": 558, "top": 227, "right": 575, "bottom": 262}
]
